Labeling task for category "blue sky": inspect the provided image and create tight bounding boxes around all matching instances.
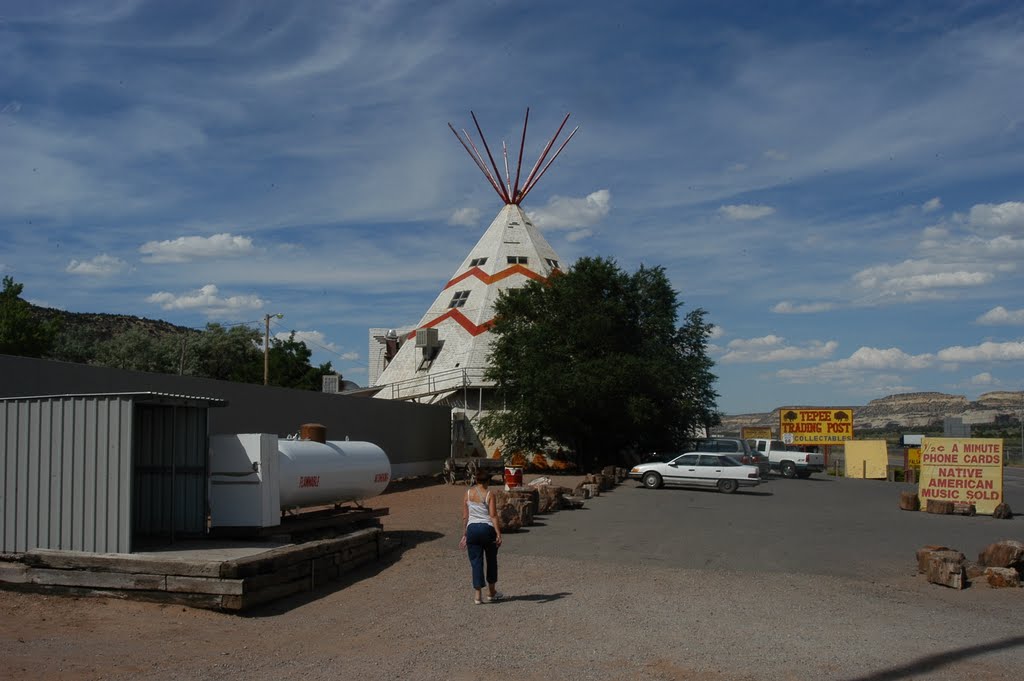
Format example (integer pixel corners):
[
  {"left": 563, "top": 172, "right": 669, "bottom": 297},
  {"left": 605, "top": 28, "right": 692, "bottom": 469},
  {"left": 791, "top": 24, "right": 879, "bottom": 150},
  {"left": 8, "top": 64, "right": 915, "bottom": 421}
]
[{"left": 2, "top": 0, "right": 1023, "bottom": 414}]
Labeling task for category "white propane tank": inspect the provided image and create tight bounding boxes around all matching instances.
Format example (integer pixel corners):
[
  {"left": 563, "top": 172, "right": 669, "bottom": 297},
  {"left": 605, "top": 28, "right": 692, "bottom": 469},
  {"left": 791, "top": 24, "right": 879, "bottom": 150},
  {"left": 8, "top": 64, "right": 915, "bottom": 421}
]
[{"left": 277, "top": 439, "right": 391, "bottom": 508}]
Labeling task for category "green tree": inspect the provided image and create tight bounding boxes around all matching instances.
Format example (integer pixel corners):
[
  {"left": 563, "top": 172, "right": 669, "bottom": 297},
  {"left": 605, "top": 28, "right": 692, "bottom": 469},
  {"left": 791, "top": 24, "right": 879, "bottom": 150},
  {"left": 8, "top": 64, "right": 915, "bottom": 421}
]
[
  {"left": 191, "top": 323, "right": 262, "bottom": 383},
  {"left": 267, "top": 332, "right": 335, "bottom": 390},
  {"left": 479, "top": 257, "right": 719, "bottom": 471},
  {"left": 0, "top": 276, "right": 58, "bottom": 357},
  {"left": 94, "top": 326, "right": 182, "bottom": 373}
]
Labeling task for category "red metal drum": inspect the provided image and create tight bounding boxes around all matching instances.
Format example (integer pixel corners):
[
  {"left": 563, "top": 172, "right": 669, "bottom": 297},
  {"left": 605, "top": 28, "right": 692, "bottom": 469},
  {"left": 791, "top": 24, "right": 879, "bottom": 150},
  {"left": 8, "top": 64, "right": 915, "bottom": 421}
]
[{"left": 503, "top": 465, "right": 523, "bottom": 491}]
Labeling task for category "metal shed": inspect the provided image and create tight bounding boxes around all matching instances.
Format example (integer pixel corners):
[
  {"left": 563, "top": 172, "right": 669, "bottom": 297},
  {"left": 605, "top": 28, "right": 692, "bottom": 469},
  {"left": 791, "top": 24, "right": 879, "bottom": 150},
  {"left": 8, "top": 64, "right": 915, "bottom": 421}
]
[{"left": 1, "top": 392, "right": 226, "bottom": 554}]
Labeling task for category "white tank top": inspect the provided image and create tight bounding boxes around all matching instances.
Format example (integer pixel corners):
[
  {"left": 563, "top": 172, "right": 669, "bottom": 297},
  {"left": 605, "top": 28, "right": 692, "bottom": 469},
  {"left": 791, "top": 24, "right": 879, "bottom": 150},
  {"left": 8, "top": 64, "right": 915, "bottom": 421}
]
[{"left": 466, "top": 488, "right": 494, "bottom": 526}]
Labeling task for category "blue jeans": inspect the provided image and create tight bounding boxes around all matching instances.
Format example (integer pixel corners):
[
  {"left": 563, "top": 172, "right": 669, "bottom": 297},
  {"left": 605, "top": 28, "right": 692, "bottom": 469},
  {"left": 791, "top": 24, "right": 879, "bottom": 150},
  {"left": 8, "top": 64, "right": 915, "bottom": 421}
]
[{"left": 466, "top": 523, "right": 498, "bottom": 589}]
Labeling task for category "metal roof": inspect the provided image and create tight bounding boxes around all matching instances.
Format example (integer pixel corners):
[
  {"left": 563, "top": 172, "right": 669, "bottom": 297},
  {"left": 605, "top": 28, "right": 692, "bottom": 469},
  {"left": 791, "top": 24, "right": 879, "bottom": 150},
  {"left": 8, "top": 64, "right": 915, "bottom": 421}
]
[{"left": 0, "top": 391, "right": 228, "bottom": 408}]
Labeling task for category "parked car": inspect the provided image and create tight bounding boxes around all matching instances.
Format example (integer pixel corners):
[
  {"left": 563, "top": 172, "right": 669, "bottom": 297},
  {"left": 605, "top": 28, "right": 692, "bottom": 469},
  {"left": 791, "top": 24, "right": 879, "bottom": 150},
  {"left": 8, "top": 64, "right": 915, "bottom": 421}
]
[
  {"left": 689, "top": 437, "right": 770, "bottom": 477},
  {"left": 628, "top": 453, "right": 761, "bottom": 494},
  {"left": 747, "top": 439, "right": 825, "bottom": 478}
]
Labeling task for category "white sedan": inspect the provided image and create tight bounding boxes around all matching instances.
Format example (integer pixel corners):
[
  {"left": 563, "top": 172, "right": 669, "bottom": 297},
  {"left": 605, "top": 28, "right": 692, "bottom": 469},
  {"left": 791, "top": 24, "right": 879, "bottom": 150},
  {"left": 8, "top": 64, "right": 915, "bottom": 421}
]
[{"left": 629, "top": 453, "right": 761, "bottom": 494}]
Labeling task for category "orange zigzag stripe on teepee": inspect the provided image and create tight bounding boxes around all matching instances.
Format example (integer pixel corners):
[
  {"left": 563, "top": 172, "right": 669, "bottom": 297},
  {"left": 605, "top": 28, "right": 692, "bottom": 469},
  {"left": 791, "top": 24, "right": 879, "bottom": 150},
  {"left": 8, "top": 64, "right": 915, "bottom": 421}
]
[
  {"left": 443, "top": 264, "right": 547, "bottom": 290},
  {"left": 405, "top": 308, "right": 496, "bottom": 339}
]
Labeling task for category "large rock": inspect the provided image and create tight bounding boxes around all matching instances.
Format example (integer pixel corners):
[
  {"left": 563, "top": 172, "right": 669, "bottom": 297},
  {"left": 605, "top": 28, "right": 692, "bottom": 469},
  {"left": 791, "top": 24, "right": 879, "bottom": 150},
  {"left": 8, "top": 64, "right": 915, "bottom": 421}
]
[
  {"left": 507, "top": 488, "right": 540, "bottom": 516},
  {"left": 916, "top": 545, "right": 950, "bottom": 574},
  {"left": 982, "top": 567, "right": 1021, "bottom": 588},
  {"left": 496, "top": 503, "right": 523, "bottom": 532},
  {"left": 925, "top": 549, "right": 966, "bottom": 589},
  {"left": 925, "top": 500, "right": 954, "bottom": 515},
  {"left": 977, "top": 540, "right": 1024, "bottom": 570},
  {"left": 993, "top": 503, "right": 1013, "bottom": 519},
  {"left": 534, "top": 485, "right": 570, "bottom": 514},
  {"left": 898, "top": 491, "right": 920, "bottom": 511}
]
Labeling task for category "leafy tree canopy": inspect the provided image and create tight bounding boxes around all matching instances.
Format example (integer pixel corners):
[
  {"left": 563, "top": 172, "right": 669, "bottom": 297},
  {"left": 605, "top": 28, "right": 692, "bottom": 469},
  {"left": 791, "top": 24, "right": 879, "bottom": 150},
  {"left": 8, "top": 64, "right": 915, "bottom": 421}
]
[
  {"left": 479, "top": 256, "right": 720, "bottom": 470},
  {"left": 0, "top": 276, "right": 58, "bottom": 358}
]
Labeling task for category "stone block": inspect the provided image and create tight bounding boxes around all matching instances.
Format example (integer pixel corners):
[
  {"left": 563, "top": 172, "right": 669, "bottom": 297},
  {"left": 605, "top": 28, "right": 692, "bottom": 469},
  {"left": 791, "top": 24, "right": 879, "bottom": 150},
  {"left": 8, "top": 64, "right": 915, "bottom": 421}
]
[
  {"left": 925, "top": 500, "right": 954, "bottom": 515},
  {"left": 916, "top": 545, "right": 950, "bottom": 574},
  {"left": 982, "top": 567, "right": 1020, "bottom": 588},
  {"left": 951, "top": 502, "right": 976, "bottom": 516},
  {"left": 993, "top": 503, "right": 1013, "bottom": 519},
  {"left": 965, "top": 561, "right": 985, "bottom": 580},
  {"left": 925, "top": 549, "right": 966, "bottom": 589},
  {"left": 978, "top": 540, "right": 1024, "bottom": 570},
  {"left": 898, "top": 491, "right": 920, "bottom": 511}
]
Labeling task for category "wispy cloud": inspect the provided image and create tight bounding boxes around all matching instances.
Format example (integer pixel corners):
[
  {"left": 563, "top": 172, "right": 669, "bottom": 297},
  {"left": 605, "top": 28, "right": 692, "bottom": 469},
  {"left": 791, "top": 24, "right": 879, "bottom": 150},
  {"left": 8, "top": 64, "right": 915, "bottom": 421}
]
[
  {"left": 936, "top": 341, "right": 1024, "bottom": 362},
  {"left": 922, "top": 197, "right": 942, "bottom": 213},
  {"left": 772, "top": 301, "right": 835, "bottom": 314},
  {"left": 448, "top": 207, "right": 481, "bottom": 227},
  {"left": 966, "top": 201, "right": 1024, "bottom": 233},
  {"left": 140, "top": 234, "right": 256, "bottom": 263},
  {"left": 529, "top": 190, "right": 611, "bottom": 230},
  {"left": 976, "top": 306, "right": 1024, "bottom": 325},
  {"left": 719, "top": 204, "right": 775, "bottom": 220},
  {"left": 66, "top": 254, "right": 128, "bottom": 276},
  {"left": 720, "top": 335, "right": 838, "bottom": 363},
  {"left": 146, "top": 284, "right": 264, "bottom": 317}
]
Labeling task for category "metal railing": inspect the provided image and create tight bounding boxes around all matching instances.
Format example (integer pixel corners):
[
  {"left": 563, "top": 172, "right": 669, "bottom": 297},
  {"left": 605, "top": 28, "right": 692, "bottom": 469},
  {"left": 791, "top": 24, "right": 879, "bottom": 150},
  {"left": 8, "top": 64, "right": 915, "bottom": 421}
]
[{"left": 383, "top": 367, "right": 492, "bottom": 401}]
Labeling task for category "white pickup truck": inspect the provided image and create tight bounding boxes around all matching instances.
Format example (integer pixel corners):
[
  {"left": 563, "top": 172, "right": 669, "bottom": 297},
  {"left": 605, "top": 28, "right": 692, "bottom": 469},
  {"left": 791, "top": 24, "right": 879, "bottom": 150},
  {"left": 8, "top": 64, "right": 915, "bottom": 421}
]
[{"left": 748, "top": 439, "right": 825, "bottom": 479}]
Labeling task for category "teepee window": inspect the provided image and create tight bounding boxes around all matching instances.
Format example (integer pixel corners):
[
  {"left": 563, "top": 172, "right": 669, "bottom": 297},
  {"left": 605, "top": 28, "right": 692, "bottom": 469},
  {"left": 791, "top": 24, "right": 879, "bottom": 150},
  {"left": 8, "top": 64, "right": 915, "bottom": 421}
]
[
  {"left": 507, "top": 256, "right": 528, "bottom": 265},
  {"left": 545, "top": 258, "right": 560, "bottom": 269},
  {"left": 469, "top": 257, "right": 487, "bottom": 267},
  {"left": 448, "top": 290, "right": 470, "bottom": 308}
]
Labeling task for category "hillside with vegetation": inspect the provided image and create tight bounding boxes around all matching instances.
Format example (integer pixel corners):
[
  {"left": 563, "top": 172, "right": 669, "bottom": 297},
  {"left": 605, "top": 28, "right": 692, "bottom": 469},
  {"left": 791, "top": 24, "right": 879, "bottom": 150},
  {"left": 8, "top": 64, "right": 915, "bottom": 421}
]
[{"left": 1, "top": 276, "right": 334, "bottom": 390}]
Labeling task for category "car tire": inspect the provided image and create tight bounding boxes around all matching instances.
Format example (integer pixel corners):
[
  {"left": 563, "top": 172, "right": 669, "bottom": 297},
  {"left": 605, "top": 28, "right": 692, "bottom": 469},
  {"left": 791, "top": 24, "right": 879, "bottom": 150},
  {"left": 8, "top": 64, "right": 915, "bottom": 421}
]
[
  {"left": 642, "top": 471, "right": 662, "bottom": 489},
  {"left": 717, "top": 479, "right": 738, "bottom": 494},
  {"left": 781, "top": 461, "right": 797, "bottom": 479},
  {"left": 796, "top": 470, "right": 812, "bottom": 479}
]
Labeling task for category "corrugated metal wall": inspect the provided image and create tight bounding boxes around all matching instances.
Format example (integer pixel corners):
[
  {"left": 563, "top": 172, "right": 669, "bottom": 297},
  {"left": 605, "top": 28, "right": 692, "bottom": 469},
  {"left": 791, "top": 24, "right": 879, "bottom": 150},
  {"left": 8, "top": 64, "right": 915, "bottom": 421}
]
[
  {"left": 1, "top": 396, "right": 133, "bottom": 554},
  {"left": 132, "top": 405, "right": 208, "bottom": 541}
]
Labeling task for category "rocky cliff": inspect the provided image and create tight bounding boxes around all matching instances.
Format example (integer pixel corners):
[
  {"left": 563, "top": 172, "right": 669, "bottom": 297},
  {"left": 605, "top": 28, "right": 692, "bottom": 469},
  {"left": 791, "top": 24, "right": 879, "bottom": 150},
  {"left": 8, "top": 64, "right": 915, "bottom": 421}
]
[{"left": 721, "top": 391, "right": 1024, "bottom": 433}]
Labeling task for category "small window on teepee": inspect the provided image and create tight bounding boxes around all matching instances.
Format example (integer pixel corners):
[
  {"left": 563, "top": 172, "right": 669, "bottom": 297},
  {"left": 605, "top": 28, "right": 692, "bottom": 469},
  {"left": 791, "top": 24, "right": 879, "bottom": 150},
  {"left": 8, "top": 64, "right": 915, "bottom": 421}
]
[
  {"left": 507, "top": 256, "right": 528, "bottom": 265},
  {"left": 545, "top": 258, "right": 560, "bottom": 269},
  {"left": 449, "top": 290, "right": 470, "bottom": 308},
  {"left": 469, "top": 257, "right": 487, "bottom": 267}
]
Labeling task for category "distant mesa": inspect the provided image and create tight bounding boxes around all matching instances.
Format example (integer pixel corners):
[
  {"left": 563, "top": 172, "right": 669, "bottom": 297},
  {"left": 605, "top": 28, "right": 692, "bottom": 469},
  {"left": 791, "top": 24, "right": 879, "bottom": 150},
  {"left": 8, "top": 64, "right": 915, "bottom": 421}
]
[{"left": 721, "top": 391, "right": 1024, "bottom": 431}]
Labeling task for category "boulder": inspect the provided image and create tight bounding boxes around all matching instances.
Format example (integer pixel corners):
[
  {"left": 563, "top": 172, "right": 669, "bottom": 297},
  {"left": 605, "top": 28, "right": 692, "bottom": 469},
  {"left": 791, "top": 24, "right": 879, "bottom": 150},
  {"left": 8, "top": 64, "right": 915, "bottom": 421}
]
[
  {"left": 982, "top": 567, "right": 1021, "bottom": 588},
  {"left": 952, "top": 502, "right": 976, "bottom": 516},
  {"left": 496, "top": 503, "right": 523, "bottom": 532},
  {"left": 601, "top": 466, "right": 618, "bottom": 487},
  {"left": 561, "top": 495, "right": 585, "bottom": 510},
  {"left": 977, "top": 540, "right": 1024, "bottom": 570},
  {"left": 508, "top": 488, "right": 540, "bottom": 517},
  {"left": 993, "top": 503, "right": 1013, "bottom": 520},
  {"left": 534, "top": 485, "right": 570, "bottom": 514},
  {"left": 898, "top": 491, "right": 920, "bottom": 511},
  {"left": 925, "top": 549, "right": 966, "bottom": 589},
  {"left": 582, "top": 483, "right": 600, "bottom": 498},
  {"left": 925, "top": 500, "right": 954, "bottom": 515},
  {"left": 965, "top": 561, "right": 985, "bottom": 580},
  {"left": 916, "top": 545, "right": 950, "bottom": 574}
]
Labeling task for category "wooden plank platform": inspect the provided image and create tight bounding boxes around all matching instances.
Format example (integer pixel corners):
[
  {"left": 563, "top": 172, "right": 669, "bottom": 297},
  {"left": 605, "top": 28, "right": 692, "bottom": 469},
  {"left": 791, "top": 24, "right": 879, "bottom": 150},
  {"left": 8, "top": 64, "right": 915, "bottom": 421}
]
[{"left": 0, "top": 526, "right": 383, "bottom": 611}]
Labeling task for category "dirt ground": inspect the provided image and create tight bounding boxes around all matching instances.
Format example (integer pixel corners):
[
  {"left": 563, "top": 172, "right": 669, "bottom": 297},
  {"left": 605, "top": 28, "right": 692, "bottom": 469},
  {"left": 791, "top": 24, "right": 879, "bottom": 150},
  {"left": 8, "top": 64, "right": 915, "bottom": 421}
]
[{"left": 1, "top": 474, "right": 1021, "bottom": 681}]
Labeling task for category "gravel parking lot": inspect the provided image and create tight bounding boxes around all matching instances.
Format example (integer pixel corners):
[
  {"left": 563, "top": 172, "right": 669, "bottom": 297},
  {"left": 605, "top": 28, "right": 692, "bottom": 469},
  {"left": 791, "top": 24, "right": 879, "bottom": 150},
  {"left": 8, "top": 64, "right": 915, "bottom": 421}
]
[{"left": 1, "top": 472, "right": 1021, "bottom": 681}]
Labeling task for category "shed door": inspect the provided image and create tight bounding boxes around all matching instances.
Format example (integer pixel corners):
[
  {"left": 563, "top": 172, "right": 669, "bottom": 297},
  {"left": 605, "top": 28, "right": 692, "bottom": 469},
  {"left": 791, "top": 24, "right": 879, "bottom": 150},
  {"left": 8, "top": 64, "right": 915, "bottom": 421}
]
[{"left": 132, "top": 405, "right": 208, "bottom": 543}]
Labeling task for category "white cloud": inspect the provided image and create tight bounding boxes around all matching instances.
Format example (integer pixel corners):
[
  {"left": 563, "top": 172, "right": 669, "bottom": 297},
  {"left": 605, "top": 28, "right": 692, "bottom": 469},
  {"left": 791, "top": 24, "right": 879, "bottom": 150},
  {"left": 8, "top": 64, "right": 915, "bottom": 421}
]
[
  {"left": 921, "top": 197, "right": 942, "bottom": 213},
  {"left": 777, "top": 346, "right": 933, "bottom": 383},
  {"left": 763, "top": 149, "right": 788, "bottom": 161},
  {"left": 529, "top": 189, "right": 610, "bottom": 230},
  {"left": 274, "top": 329, "right": 357, "bottom": 360},
  {"left": 969, "top": 372, "right": 997, "bottom": 386},
  {"left": 967, "top": 201, "right": 1024, "bottom": 233},
  {"left": 720, "top": 335, "right": 838, "bottom": 363},
  {"left": 719, "top": 204, "right": 776, "bottom": 220},
  {"left": 566, "top": 228, "right": 593, "bottom": 242},
  {"left": 772, "top": 301, "right": 835, "bottom": 314},
  {"left": 976, "top": 306, "right": 1024, "bottom": 325},
  {"left": 1, "top": 101, "right": 21, "bottom": 114},
  {"left": 65, "top": 254, "right": 128, "bottom": 276},
  {"left": 936, "top": 341, "right": 1024, "bottom": 362},
  {"left": 709, "top": 325, "right": 725, "bottom": 339},
  {"left": 853, "top": 259, "right": 994, "bottom": 300},
  {"left": 139, "top": 233, "right": 256, "bottom": 263},
  {"left": 146, "top": 284, "right": 264, "bottom": 316},
  {"left": 448, "top": 207, "right": 481, "bottom": 227}
]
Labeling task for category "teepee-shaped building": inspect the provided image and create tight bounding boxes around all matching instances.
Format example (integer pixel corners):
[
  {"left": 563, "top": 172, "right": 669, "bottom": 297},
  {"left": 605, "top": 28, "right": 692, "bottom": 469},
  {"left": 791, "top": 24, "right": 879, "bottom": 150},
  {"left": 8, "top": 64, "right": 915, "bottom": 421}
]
[{"left": 371, "top": 110, "right": 577, "bottom": 454}]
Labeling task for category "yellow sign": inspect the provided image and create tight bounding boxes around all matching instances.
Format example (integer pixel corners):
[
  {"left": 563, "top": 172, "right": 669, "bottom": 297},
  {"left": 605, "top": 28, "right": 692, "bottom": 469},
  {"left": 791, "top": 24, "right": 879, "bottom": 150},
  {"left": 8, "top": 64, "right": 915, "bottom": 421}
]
[
  {"left": 906, "top": 447, "right": 921, "bottom": 469},
  {"left": 741, "top": 426, "right": 772, "bottom": 440},
  {"left": 845, "top": 440, "right": 888, "bottom": 479},
  {"left": 918, "top": 438, "right": 1003, "bottom": 515},
  {"left": 779, "top": 408, "right": 854, "bottom": 446}
]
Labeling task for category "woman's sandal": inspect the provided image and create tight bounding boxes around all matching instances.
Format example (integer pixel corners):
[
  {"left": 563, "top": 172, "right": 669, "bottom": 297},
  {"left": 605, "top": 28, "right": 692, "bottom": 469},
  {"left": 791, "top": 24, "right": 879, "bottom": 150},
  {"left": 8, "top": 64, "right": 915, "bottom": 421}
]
[{"left": 486, "top": 592, "right": 504, "bottom": 603}]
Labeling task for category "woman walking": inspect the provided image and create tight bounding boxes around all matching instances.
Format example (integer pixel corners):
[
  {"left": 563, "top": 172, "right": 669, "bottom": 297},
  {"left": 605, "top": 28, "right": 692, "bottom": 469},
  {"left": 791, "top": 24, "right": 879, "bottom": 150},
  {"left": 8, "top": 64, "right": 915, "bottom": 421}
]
[{"left": 461, "top": 470, "right": 503, "bottom": 604}]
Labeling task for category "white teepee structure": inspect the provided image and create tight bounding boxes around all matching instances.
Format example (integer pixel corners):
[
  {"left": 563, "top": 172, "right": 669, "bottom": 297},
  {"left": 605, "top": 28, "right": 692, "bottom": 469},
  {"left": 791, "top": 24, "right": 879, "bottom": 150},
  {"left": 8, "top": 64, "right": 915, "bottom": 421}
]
[{"left": 372, "top": 110, "right": 577, "bottom": 419}]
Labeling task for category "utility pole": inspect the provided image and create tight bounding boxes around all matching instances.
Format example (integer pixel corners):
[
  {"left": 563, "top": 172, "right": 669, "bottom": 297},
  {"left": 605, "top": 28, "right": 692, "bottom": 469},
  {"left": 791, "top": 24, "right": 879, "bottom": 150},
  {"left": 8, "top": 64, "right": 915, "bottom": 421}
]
[{"left": 264, "top": 313, "right": 283, "bottom": 385}]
